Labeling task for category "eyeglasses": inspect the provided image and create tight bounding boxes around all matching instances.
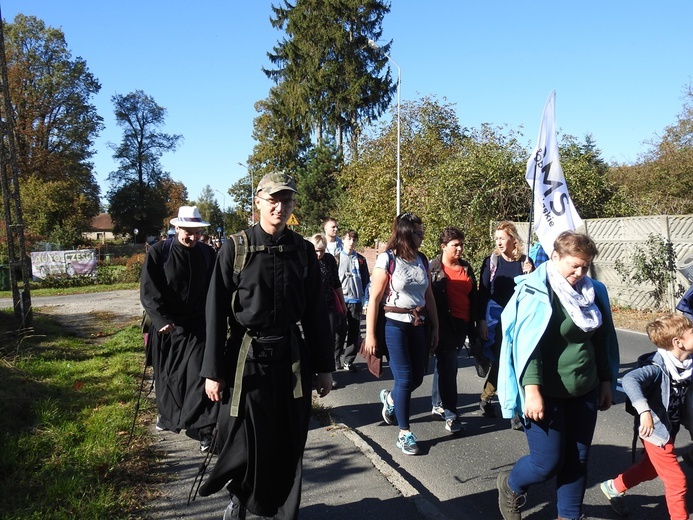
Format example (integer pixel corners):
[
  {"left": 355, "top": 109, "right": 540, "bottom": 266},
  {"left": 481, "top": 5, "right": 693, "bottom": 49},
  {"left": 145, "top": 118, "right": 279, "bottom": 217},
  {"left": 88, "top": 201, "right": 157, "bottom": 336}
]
[{"left": 257, "top": 195, "right": 295, "bottom": 208}]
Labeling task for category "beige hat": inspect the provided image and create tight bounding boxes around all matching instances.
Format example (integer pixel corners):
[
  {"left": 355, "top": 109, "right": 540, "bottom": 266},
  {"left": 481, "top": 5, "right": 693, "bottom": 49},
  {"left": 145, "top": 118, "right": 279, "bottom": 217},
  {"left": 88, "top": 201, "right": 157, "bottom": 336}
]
[
  {"left": 169, "top": 206, "right": 211, "bottom": 228},
  {"left": 256, "top": 172, "right": 298, "bottom": 195}
]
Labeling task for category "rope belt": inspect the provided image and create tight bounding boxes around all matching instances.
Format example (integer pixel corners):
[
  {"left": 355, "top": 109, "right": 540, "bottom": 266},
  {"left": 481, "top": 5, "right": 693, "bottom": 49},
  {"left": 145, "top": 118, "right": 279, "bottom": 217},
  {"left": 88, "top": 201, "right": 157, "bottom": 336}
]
[
  {"left": 229, "top": 329, "right": 303, "bottom": 417},
  {"left": 382, "top": 305, "right": 426, "bottom": 326}
]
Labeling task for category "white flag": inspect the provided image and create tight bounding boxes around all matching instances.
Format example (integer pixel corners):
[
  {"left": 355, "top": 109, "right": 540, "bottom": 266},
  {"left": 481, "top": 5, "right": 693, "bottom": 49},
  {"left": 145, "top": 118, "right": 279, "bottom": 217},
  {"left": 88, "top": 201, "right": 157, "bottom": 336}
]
[{"left": 525, "top": 91, "right": 583, "bottom": 256}]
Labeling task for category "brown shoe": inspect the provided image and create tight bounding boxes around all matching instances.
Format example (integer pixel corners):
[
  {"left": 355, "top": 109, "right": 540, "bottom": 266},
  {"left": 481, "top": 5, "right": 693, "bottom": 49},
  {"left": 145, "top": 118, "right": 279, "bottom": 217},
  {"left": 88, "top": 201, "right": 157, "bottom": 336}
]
[{"left": 497, "top": 471, "right": 525, "bottom": 520}]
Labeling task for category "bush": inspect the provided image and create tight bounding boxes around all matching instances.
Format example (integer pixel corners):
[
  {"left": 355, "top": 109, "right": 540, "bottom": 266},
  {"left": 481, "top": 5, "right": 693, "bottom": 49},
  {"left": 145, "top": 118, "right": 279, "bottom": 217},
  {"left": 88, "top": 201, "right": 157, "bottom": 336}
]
[
  {"left": 120, "top": 254, "right": 145, "bottom": 283},
  {"left": 614, "top": 233, "right": 686, "bottom": 310},
  {"left": 96, "top": 266, "right": 124, "bottom": 285},
  {"left": 39, "top": 274, "right": 96, "bottom": 289}
]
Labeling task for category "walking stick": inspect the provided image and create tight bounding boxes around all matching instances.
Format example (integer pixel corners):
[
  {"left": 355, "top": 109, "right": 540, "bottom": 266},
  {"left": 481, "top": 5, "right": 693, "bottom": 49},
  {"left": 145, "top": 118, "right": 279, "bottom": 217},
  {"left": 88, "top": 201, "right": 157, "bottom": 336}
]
[
  {"left": 188, "top": 427, "right": 218, "bottom": 505},
  {"left": 127, "top": 331, "right": 154, "bottom": 446}
]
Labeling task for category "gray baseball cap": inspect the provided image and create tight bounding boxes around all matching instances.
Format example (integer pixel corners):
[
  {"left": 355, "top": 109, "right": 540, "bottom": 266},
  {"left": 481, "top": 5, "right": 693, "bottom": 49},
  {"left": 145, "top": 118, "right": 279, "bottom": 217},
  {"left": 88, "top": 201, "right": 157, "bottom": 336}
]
[{"left": 256, "top": 172, "right": 298, "bottom": 195}]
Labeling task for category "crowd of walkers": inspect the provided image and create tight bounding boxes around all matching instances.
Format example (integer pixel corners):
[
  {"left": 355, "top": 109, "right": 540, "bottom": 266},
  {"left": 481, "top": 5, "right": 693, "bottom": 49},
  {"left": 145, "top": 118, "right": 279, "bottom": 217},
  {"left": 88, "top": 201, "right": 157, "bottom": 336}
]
[{"left": 140, "top": 172, "right": 693, "bottom": 520}]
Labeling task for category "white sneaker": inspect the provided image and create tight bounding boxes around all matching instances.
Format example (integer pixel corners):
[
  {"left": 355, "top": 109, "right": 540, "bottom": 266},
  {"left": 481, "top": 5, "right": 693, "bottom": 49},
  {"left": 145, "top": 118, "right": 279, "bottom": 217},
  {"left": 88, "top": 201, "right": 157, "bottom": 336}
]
[
  {"left": 445, "top": 418, "right": 465, "bottom": 434},
  {"left": 431, "top": 405, "right": 445, "bottom": 419}
]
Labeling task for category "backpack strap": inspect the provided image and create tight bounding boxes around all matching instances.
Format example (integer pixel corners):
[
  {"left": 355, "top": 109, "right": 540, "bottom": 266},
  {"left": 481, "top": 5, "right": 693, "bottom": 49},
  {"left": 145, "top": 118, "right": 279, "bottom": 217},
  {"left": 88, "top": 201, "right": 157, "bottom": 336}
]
[
  {"left": 417, "top": 251, "right": 429, "bottom": 272},
  {"left": 230, "top": 229, "right": 308, "bottom": 283},
  {"left": 386, "top": 249, "right": 396, "bottom": 275},
  {"left": 230, "top": 230, "right": 250, "bottom": 286},
  {"left": 155, "top": 237, "right": 174, "bottom": 269},
  {"left": 489, "top": 254, "right": 498, "bottom": 283}
]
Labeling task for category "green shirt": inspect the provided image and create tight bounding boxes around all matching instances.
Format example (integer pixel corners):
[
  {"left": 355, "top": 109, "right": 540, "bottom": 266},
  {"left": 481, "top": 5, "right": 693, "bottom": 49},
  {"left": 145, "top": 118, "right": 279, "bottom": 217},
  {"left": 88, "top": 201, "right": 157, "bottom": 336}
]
[{"left": 521, "top": 296, "right": 601, "bottom": 398}]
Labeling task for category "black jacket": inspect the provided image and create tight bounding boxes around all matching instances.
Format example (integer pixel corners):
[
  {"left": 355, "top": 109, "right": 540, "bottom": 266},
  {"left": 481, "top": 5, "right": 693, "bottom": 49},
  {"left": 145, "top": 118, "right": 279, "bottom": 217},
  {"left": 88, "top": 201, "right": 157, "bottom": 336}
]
[{"left": 430, "top": 255, "right": 478, "bottom": 349}]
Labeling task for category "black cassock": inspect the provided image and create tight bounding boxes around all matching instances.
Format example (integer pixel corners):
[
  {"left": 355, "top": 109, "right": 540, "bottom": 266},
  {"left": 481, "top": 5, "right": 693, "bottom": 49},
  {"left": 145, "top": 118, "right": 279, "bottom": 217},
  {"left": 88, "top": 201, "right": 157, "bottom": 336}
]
[
  {"left": 199, "top": 225, "right": 334, "bottom": 519},
  {"left": 140, "top": 238, "right": 218, "bottom": 436}
]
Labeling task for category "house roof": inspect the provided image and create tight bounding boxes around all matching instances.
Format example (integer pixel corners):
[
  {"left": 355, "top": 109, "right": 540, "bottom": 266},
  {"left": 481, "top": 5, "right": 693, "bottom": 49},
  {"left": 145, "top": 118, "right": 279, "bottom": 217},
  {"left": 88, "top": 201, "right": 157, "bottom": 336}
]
[{"left": 90, "top": 213, "right": 114, "bottom": 231}]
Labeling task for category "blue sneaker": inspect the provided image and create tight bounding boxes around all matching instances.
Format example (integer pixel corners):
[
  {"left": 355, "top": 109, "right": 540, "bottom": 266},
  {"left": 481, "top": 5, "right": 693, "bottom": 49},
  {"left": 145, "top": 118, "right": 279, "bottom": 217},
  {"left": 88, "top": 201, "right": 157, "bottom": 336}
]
[
  {"left": 396, "top": 431, "right": 420, "bottom": 455},
  {"left": 379, "top": 389, "right": 396, "bottom": 425}
]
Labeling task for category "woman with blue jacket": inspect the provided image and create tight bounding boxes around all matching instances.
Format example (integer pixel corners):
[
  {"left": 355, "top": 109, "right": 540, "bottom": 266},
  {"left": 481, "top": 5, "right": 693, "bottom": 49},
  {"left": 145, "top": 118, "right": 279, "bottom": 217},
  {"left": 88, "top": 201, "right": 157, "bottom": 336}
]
[{"left": 496, "top": 231, "right": 620, "bottom": 520}]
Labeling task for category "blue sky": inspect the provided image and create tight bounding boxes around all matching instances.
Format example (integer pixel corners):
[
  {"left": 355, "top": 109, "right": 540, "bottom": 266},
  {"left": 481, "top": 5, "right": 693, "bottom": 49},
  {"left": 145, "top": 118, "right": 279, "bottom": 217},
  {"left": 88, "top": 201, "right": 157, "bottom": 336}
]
[{"left": 4, "top": 1, "right": 692, "bottom": 209}]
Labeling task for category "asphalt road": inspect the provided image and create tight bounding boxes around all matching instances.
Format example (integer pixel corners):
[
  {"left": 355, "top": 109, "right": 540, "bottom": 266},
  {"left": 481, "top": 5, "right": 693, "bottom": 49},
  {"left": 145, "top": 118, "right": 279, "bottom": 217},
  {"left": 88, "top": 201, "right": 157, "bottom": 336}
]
[
  {"left": 5, "top": 290, "right": 691, "bottom": 519},
  {"left": 324, "top": 328, "right": 693, "bottom": 520}
]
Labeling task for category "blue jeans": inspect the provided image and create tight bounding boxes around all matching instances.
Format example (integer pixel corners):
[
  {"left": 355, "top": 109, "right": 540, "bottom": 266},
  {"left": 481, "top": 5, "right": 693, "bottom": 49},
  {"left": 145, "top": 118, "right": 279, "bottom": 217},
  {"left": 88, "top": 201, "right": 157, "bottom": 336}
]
[
  {"left": 508, "top": 386, "right": 599, "bottom": 519},
  {"left": 385, "top": 317, "right": 427, "bottom": 431},
  {"left": 431, "top": 318, "right": 469, "bottom": 420}
]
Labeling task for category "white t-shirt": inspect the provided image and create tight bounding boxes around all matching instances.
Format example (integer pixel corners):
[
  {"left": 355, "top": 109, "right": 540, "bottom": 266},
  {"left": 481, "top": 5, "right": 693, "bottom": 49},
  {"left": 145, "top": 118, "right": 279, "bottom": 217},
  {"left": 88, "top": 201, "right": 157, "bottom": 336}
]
[
  {"left": 375, "top": 251, "right": 428, "bottom": 323},
  {"left": 325, "top": 237, "right": 342, "bottom": 258}
]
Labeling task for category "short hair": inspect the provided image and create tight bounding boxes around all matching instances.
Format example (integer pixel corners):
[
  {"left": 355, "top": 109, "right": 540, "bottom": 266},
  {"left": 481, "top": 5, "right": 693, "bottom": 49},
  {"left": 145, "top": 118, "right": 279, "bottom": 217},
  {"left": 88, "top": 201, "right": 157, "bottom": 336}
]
[
  {"left": 494, "top": 221, "right": 524, "bottom": 261},
  {"left": 646, "top": 314, "right": 693, "bottom": 350},
  {"left": 553, "top": 231, "right": 599, "bottom": 259},
  {"left": 342, "top": 230, "right": 358, "bottom": 241},
  {"left": 322, "top": 217, "right": 337, "bottom": 228},
  {"left": 308, "top": 233, "right": 326, "bottom": 250},
  {"left": 438, "top": 227, "right": 464, "bottom": 247}
]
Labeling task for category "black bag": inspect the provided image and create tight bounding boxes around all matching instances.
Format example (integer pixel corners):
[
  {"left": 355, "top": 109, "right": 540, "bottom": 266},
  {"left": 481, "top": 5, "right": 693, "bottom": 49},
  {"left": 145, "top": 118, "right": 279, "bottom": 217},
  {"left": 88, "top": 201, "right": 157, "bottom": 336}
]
[
  {"left": 677, "top": 284, "right": 693, "bottom": 322},
  {"left": 623, "top": 351, "right": 659, "bottom": 416}
]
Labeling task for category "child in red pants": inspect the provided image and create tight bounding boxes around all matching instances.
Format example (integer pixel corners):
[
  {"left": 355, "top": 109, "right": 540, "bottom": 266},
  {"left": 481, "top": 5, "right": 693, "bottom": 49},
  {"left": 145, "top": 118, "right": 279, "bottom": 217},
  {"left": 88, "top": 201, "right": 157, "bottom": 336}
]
[{"left": 601, "top": 314, "right": 693, "bottom": 519}]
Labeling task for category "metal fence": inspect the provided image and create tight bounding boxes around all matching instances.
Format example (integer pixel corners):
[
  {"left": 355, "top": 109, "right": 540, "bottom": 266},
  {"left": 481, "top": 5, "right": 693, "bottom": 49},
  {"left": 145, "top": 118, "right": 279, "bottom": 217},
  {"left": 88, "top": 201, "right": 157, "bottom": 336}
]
[{"left": 516, "top": 215, "right": 693, "bottom": 311}]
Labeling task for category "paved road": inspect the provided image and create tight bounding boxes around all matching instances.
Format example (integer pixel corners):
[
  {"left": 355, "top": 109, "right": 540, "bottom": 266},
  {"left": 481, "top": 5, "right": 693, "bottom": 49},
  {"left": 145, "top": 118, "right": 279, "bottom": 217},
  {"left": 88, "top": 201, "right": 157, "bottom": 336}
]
[
  {"left": 322, "top": 328, "right": 693, "bottom": 520},
  {"left": 6, "top": 290, "right": 692, "bottom": 519}
]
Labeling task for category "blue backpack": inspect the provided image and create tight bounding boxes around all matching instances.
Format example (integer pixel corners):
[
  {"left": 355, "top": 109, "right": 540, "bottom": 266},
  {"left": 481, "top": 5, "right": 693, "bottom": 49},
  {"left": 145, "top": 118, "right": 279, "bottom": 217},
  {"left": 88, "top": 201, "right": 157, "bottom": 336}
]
[{"left": 676, "top": 285, "right": 693, "bottom": 322}]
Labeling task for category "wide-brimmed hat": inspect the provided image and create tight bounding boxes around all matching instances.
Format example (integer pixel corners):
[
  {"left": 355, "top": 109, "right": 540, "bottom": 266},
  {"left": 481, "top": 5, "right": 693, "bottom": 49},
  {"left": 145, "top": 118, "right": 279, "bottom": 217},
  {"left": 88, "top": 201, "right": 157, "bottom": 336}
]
[
  {"left": 256, "top": 172, "right": 298, "bottom": 195},
  {"left": 169, "top": 206, "right": 210, "bottom": 228}
]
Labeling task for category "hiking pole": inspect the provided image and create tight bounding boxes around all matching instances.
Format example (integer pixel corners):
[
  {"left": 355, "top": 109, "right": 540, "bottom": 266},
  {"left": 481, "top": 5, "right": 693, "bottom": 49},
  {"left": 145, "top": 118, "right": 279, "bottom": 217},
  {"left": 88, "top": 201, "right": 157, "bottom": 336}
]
[
  {"left": 127, "top": 337, "right": 154, "bottom": 446},
  {"left": 188, "top": 427, "right": 218, "bottom": 505}
]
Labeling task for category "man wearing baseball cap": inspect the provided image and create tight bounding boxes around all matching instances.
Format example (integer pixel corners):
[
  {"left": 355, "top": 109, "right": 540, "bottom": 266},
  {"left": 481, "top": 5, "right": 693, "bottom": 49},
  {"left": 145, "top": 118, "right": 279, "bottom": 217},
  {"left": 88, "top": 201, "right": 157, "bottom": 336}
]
[
  {"left": 140, "top": 206, "right": 218, "bottom": 452},
  {"left": 200, "top": 172, "right": 333, "bottom": 519}
]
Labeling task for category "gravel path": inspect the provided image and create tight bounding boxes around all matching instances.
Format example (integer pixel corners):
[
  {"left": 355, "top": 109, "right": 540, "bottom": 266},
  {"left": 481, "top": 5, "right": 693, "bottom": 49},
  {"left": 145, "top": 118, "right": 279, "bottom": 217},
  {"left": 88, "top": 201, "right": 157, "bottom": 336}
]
[{"left": 0, "top": 289, "right": 142, "bottom": 335}]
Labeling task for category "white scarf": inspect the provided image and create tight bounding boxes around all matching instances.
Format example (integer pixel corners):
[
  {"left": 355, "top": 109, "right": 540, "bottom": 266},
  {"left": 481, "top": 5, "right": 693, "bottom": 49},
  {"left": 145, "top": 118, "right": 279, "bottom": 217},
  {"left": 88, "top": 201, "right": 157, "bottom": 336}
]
[
  {"left": 658, "top": 348, "right": 693, "bottom": 382},
  {"left": 546, "top": 260, "right": 602, "bottom": 332}
]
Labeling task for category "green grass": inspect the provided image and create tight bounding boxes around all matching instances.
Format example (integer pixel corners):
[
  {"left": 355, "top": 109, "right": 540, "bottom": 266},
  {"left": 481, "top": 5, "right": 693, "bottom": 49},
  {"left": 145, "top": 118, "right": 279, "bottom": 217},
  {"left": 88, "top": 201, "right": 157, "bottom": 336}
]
[{"left": 0, "top": 311, "right": 158, "bottom": 519}]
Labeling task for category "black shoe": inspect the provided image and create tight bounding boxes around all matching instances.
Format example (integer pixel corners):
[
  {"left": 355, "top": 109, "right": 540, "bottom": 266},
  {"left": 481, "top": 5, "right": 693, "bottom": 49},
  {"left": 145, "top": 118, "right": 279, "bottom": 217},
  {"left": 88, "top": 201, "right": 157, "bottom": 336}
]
[
  {"left": 474, "top": 355, "right": 491, "bottom": 378},
  {"left": 199, "top": 432, "right": 213, "bottom": 453},
  {"left": 510, "top": 415, "right": 524, "bottom": 431},
  {"left": 480, "top": 399, "right": 497, "bottom": 418},
  {"left": 497, "top": 471, "right": 525, "bottom": 520},
  {"left": 343, "top": 362, "right": 357, "bottom": 373}
]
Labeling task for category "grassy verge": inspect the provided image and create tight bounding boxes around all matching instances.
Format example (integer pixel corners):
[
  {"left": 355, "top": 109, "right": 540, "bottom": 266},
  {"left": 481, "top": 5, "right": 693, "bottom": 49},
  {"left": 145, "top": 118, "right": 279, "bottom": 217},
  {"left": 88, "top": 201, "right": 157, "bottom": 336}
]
[
  {"left": 0, "top": 282, "right": 139, "bottom": 299},
  {"left": 0, "top": 310, "right": 158, "bottom": 519}
]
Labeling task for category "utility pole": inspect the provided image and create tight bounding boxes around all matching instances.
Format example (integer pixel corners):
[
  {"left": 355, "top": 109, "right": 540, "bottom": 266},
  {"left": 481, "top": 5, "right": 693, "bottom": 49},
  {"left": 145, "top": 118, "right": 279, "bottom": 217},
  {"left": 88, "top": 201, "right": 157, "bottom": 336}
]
[{"left": 0, "top": 9, "right": 32, "bottom": 329}]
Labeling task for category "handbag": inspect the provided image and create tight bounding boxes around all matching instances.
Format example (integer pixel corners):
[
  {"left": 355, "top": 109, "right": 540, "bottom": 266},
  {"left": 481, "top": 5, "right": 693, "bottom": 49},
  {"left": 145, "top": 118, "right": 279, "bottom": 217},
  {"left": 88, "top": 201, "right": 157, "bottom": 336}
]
[
  {"left": 359, "top": 306, "right": 387, "bottom": 378},
  {"left": 332, "top": 288, "right": 345, "bottom": 315}
]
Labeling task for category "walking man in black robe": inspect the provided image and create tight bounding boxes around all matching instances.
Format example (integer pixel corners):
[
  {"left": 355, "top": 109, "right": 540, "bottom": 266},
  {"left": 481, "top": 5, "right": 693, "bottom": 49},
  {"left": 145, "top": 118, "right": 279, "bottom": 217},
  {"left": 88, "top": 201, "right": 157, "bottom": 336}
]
[
  {"left": 200, "top": 172, "right": 334, "bottom": 519},
  {"left": 140, "top": 205, "right": 218, "bottom": 452}
]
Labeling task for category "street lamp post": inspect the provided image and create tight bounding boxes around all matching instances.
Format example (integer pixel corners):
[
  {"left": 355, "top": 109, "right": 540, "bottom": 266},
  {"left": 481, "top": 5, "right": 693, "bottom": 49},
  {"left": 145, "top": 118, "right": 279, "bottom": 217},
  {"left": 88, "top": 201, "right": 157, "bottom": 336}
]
[
  {"left": 214, "top": 189, "right": 226, "bottom": 238},
  {"left": 238, "top": 162, "right": 254, "bottom": 224},
  {"left": 368, "top": 39, "right": 401, "bottom": 215}
]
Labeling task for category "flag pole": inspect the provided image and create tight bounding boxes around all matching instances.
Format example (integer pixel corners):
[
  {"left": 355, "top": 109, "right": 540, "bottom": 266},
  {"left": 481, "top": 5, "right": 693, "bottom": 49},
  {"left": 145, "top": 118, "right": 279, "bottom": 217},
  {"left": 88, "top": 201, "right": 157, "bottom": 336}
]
[{"left": 527, "top": 154, "right": 538, "bottom": 249}]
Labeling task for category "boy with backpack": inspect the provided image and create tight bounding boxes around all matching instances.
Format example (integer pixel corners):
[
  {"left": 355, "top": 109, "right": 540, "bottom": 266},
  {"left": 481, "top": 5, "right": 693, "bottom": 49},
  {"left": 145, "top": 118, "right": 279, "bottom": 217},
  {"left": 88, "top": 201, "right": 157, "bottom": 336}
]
[{"left": 601, "top": 313, "right": 693, "bottom": 519}]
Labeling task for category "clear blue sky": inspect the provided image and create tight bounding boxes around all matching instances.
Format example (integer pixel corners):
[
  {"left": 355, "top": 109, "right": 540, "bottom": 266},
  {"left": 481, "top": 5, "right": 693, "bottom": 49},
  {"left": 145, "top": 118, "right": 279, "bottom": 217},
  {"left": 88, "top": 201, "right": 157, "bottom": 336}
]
[{"left": 4, "top": 1, "right": 692, "bottom": 210}]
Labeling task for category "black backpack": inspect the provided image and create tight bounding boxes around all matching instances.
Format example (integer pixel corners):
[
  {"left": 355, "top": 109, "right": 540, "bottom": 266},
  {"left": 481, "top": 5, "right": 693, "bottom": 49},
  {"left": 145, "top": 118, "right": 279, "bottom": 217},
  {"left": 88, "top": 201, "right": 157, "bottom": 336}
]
[{"left": 621, "top": 351, "right": 662, "bottom": 461}]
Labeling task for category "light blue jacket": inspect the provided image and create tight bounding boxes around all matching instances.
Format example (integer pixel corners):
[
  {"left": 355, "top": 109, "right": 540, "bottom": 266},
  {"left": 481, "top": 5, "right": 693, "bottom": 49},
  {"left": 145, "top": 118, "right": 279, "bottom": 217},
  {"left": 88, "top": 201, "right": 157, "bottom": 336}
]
[
  {"left": 498, "top": 262, "right": 620, "bottom": 420},
  {"left": 623, "top": 351, "right": 693, "bottom": 447}
]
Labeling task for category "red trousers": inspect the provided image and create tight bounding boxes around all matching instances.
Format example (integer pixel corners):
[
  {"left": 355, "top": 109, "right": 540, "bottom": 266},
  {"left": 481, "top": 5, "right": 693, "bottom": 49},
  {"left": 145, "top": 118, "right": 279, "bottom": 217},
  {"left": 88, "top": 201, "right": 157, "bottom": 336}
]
[{"left": 614, "top": 439, "right": 688, "bottom": 520}]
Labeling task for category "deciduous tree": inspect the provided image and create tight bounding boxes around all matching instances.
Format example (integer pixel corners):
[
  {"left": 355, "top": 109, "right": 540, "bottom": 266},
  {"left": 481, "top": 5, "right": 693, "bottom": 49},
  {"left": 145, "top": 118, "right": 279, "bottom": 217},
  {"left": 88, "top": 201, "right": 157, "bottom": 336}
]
[
  {"left": 107, "top": 90, "right": 182, "bottom": 240},
  {"left": 3, "top": 14, "right": 103, "bottom": 238}
]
